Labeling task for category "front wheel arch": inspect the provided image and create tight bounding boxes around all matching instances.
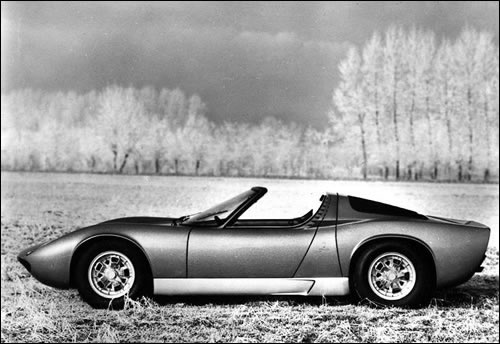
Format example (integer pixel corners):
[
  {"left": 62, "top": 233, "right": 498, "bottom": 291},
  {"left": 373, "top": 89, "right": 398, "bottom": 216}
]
[{"left": 70, "top": 235, "right": 153, "bottom": 291}]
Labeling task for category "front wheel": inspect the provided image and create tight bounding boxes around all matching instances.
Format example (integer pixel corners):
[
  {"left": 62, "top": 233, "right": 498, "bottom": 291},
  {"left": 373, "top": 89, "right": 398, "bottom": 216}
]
[
  {"left": 74, "top": 241, "right": 151, "bottom": 309},
  {"left": 350, "top": 241, "right": 435, "bottom": 308}
]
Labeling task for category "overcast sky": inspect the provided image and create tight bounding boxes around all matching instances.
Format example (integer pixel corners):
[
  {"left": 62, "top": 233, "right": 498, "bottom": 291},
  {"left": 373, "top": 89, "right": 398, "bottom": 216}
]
[{"left": 1, "top": 1, "right": 499, "bottom": 127}]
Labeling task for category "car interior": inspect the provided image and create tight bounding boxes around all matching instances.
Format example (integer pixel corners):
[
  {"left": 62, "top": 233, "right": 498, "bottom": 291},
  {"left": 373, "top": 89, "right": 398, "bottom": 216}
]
[
  {"left": 228, "top": 193, "right": 330, "bottom": 228},
  {"left": 230, "top": 209, "right": 315, "bottom": 227}
]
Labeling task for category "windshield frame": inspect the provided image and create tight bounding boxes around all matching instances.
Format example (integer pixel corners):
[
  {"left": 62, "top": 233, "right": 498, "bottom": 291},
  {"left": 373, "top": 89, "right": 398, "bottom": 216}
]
[{"left": 183, "top": 187, "right": 267, "bottom": 227}]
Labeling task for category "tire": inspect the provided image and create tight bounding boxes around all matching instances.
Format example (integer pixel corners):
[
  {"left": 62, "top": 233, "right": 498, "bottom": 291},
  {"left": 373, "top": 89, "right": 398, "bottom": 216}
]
[
  {"left": 350, "top": 241, "right": 435, "bottom": 308},
  {"left": 74, "top": 240, "right": 152, "bottom": 309}
]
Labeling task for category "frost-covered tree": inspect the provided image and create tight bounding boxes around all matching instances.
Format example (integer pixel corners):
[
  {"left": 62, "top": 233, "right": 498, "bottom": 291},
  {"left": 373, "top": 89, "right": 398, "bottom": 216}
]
[
  {"left": 417, "top": 31, "right": 438, "bottom": 179},
  {"left": 474, "top": 32, "right": 498, "bottom": 181},
  {"left": 382, "top": 26, "right": 406, "bottom": 180},
  {"left": 332, "top": 25, "right": 498, "bottom": 181},
  {"left": 334, "top": 47, "right": 369, "bottom": 179},
  {"left": 96, "top": 86, "right": 147, "bottom": 173},
  {"left": 361, "top": 32, "right": 385, "bottom": 176},
  {"left": 1, "top": 26, "right": 498, "bottom": 182},
  {"left": 435, "top": 39, "right": 458, "bottom": 179},
  {"left": 181, "top": 94, "right": 210, "bottom": 175},
  {"left": 454, "top": 28, "right": 485, "bottom": 180}
]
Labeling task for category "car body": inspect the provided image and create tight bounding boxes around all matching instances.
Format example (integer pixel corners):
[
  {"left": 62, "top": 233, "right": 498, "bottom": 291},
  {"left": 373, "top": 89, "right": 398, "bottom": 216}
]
[{"left": 18, "top": 186, "right": 490, "bottom": 308}]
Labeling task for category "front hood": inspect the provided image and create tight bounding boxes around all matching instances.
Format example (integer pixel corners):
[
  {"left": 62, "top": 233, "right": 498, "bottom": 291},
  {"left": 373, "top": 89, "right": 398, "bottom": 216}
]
[{"left": 99, "top": 216, "right": 176, "bottom": 226}]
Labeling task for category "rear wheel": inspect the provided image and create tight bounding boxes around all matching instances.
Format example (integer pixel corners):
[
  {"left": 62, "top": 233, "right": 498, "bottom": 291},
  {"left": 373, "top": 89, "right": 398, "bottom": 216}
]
[
  {"left": 74, "top": 241, "right": 151, "bottom": 309},
  {"left": 350, "top": 241, "right": 434, "bottom": 308}
]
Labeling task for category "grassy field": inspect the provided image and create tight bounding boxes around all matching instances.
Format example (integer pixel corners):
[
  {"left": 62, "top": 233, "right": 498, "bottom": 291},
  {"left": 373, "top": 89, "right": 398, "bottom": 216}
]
[{"left": 1, "top": 171, "right": 499, "bottom": 342}]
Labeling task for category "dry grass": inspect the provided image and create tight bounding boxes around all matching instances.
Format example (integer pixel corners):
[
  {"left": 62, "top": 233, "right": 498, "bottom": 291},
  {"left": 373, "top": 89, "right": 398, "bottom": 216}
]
[{"left": 1, "top": 172, "right": 498, "bottom": 343}]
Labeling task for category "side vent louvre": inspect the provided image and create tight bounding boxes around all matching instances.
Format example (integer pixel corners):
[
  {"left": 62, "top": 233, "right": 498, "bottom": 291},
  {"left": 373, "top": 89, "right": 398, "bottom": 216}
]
[{"left": 307, "top": 195, "right": 331, "bottom": 228}]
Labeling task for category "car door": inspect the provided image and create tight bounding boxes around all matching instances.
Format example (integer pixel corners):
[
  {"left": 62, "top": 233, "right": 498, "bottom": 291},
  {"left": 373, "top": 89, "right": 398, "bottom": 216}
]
[{"left": 187, "top": 226, "right": 317, "bottom": 278}]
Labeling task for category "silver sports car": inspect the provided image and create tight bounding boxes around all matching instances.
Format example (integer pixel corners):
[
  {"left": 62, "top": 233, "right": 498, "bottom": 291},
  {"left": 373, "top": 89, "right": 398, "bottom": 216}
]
[{"left": 18, "top": 187, "right": 490, "bottom": 308}]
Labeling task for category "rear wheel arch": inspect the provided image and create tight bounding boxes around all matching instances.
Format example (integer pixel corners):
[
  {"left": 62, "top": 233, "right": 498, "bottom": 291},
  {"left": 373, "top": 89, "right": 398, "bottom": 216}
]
[
  {"left": 348, "top": 236, "right": 437, "bottom": 307},
  {"left": 70, "top": 235, "right": 153, "bottom": 289},
  {"left": 349, "top": 236, "right": 436, "bottom": 282}
]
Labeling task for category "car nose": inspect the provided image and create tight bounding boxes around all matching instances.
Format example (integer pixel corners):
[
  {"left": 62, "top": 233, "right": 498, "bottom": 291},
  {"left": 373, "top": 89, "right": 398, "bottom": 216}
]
[{"left": 17, "top": 243, "right": 43, "bottom": 272}]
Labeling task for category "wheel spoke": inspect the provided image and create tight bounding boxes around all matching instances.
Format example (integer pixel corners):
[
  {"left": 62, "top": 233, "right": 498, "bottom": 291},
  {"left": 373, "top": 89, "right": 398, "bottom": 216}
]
[
  {"left": 368, "top": 252, "right": 416, "bottom": 300},
  {"left": 118, "top": 266, "right": 128, "bottom": 276},
  {"left": 114, "top": 276, "right": 125, "bottom": 285},
  {"left": 397, "top": 268, "right": 408, "bottom": 277},
  {"left": 89, "top": 251, "right": 136, "bottom": 299}
]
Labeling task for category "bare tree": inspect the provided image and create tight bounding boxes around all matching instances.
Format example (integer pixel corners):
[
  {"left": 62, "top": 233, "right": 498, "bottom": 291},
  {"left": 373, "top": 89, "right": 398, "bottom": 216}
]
[
  {"left": 418, "top": 31, "right": 438, "bottom": 179},
  {"left": 334, "top": 47, "right": 369, "bottom": 179},
  {"left": 404, "top": 28, "right": 425, "bottom": 180},
  {"left": 96, "top": 86, "right": 147, "bottom": 173},
  {"left": 383, "top": 27, "right": 405, "bottom": 180},
  {"left": 435, "top": 39, "right": 456, "bottom": 180},
  {"left": 454, "top": 28, "right": 483, "bottom": 181},
  {"left": 182, "top": 94, "right": 210, "bottom": 175},
  {"left": 476, "top": 33, "right": 497, "bottom": 181},
  {"left": 362, "top": 32, "right": 385, "bottom": 178}
]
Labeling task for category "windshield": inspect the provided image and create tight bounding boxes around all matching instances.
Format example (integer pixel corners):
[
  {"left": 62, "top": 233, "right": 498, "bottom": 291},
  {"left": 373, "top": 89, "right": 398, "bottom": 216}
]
[{"left": 183, "top": 189, "right": 257, "bottom": 224}]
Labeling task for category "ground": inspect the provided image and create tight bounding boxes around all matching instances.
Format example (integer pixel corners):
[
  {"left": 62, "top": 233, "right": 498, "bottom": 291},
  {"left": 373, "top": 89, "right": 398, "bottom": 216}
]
[{"left": 1, "top": 172, "right": 499, "bottom": 342}]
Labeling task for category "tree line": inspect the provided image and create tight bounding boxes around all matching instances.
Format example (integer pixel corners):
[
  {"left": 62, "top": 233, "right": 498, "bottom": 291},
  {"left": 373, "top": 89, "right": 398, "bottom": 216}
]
[
  {"left": 1, "top": 86, "right": 342, "bottom": 178},
  {"left": 334, "top": 26, "right": 499, "bottom": 181},
  {"left": 1, "top": 26, "right": 498, "bottom": 182}
]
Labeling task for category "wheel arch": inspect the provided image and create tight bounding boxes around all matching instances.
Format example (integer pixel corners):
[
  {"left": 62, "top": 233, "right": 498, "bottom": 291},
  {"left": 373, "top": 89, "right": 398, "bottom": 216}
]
[
  {"left": 348, "top": 235, "right": 436, "bottom": 286},
  {"left": 69, "top": 234, "right": 153, "bottom": 288}
]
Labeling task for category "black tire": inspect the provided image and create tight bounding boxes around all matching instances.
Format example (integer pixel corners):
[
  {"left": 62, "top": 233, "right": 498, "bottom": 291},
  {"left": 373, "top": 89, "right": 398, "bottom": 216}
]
[
  {"left": 74, "top": 240, "right": 152, "bottom": 309},
  {"left": 350, "top": 241, "right": 435, "bottom": 308}
]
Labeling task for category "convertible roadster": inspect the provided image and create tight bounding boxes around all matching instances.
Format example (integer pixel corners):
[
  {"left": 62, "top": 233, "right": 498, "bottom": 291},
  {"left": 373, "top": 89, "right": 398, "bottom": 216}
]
[{"left": 18, "top": 187, "right": 489, "bottom": 308}]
